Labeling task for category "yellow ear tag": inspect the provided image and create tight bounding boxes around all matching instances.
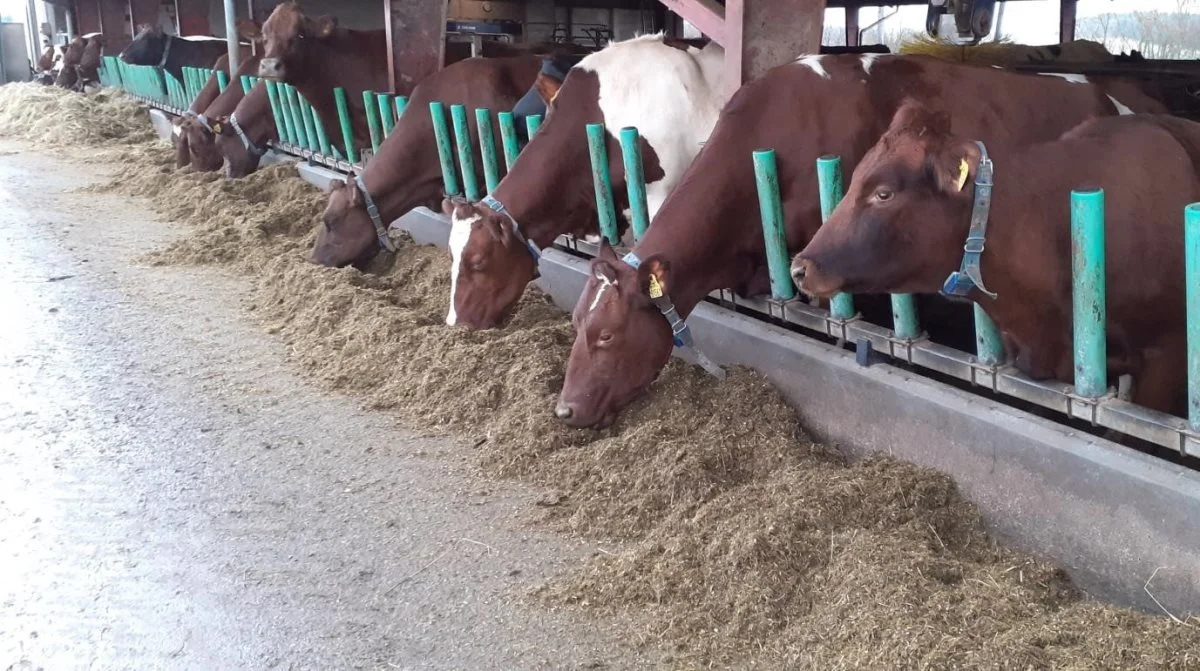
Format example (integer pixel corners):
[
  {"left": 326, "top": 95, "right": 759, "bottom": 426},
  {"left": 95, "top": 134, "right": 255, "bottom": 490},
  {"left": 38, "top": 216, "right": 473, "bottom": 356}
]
[
  {"left": 211, "top": 122, "right": 222, "bottom": 134},
  {"left": 648, "top": 274, "right": 664, "bottom": 299},
  {"left": 955, "top": 158, "right": 969, "bottom": 192}
]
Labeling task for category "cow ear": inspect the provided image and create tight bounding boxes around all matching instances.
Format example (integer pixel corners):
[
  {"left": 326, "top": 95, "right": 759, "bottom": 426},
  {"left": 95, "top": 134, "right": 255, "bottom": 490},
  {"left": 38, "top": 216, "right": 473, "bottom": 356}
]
[
  {"left": 347, "top": 179, "right": 363, "bottom": 206},
  {"left": 637, "top": 255, "right": 671, "bottom": 299},
  {"left": 534, "top": 72, "right": 563, "bottom": 106},
  {"left": 441, "top": 197, "right": 456, "bottom": 216},
  {"left": 596, "top": 237, "right": 619, "bottom": 263},
  {"left": 933, "top": 140, "right": 982, "bottom": 196},
  {"left": 315, "top": 16, "right": 338, "bottom": 39},
  {"left": 888, "top": 98, "right": 948, "bottom": 136},
  {"left": 236, "top": 20, "right": 262, "bottom": 41}
]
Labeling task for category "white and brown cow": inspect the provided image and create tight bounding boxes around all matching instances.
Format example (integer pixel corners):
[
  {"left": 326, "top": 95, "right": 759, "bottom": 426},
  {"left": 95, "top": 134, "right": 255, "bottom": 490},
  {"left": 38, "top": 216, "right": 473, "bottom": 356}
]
[{"left": 443, "top": 33, "right": 728, "bottom": 329}]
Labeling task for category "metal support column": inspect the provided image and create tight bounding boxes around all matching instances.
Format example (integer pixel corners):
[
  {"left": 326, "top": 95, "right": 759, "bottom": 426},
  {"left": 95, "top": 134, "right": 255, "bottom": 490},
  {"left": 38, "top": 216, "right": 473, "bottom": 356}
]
[
  {"left": 383, "top": 0, "right": 445, "bottom": 95},
  {"left": 223, "top": 0, "right": 239, "bottom": 72}
]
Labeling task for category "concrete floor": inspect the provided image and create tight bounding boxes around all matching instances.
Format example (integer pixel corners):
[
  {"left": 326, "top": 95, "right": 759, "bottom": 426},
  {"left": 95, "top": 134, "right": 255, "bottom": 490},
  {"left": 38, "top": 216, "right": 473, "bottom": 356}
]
[{"left": 0, "top": 142, "right": 653, "bottom": 670}]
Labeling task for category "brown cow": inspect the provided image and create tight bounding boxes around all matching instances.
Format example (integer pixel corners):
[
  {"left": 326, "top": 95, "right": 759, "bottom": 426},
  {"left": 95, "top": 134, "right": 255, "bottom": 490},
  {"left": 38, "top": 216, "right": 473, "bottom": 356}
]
[
  {"left": 54, "top": 37, "right": 86, "bottom": 89},
  {"left": 36, "top": 41, "right": 55, "bottom": 73},
  {"left": 441, "top": 35, "right": 727, "bottom": 329},
  {"left": 793, "top": 103, "right": 1200, "bottom": 415},
  {"left": 553, "top": 54, "right": 1168, "bottom": 428},
  {"left": 313, "top": 55, "right": 541, "bottom": 267},
  {"left": 210, "top": 79, "right": 277, "bottom": 178},
  {"left": 177, "top": 55, "right": 264, "bottom": 172},
  {"left": 77, "top": 34, "right": 105, "bottom": 87},
  {"left": 257, "top": 3, "right": 389, "bottom": 152}
]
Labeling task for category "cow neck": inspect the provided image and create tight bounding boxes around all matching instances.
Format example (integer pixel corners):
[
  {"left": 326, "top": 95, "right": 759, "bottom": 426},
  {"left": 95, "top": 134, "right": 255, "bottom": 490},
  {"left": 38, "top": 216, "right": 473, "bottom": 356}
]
[
  {"left": 492, "top": 173, "right": 598, "bottom": 248},
  {"left": 358, "top": 107, "right": 445, "bottom": 226},
  {"left": 236, "top": 85, "right": 275, "bottom": 144},
  {"left": 292, "top": 31, "right": 388, "bottom": 142}
]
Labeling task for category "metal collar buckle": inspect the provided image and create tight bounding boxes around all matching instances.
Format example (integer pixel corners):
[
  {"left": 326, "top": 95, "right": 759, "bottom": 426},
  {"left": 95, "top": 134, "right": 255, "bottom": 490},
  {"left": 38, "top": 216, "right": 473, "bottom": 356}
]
[
  {"left": 482, "top": 195, "right": 541, "bottom": 278},
  {"left": 354, "top": 174, "right": 395, "bottom": 253},
  {"left": 941, "top": 140, "right": 998, "bottom": 300}
]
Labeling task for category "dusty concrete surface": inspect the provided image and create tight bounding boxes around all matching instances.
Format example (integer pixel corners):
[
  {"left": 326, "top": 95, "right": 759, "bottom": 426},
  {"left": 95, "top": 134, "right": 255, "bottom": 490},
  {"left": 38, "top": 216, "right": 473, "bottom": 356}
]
[{"left": 0, "top": 141, "right": 653, "bottom": 670}]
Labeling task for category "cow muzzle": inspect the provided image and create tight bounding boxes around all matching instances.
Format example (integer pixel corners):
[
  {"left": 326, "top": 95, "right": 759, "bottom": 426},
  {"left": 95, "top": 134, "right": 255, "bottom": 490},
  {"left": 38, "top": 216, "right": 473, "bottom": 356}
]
[{"left": 258, "top": 58, "right": 284, "bottom": 79}]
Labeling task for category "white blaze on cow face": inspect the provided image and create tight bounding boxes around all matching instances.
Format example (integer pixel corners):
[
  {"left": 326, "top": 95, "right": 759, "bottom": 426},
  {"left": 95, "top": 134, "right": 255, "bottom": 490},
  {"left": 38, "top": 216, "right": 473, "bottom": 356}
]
[
  {"left": 446, "top": 212, "right": 481, "bottom": 326},
  {"left": 589, "top": 270, "right": 618, "bottom": 312},
  {"left": 1108, "top": 95, "right": 1134, "bottom": 116},
  {"left": 577, "top": 34, "right": 729, "bottom": 220},
  {"left": 1038, "top": 72, "right": 1089, "bottom": 84},
  {"left": 797, "top": 55, "right": 830, "bottom": 79}
]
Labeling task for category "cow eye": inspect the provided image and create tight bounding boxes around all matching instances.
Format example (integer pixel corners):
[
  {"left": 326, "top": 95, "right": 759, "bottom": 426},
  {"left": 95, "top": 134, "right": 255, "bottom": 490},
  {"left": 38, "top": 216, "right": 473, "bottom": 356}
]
[
  {"left": 597, "top": 331, "right": 614, "bottom": 346},
  {"left": 873, "top": 187, "right": 894, "bottom": 202}
]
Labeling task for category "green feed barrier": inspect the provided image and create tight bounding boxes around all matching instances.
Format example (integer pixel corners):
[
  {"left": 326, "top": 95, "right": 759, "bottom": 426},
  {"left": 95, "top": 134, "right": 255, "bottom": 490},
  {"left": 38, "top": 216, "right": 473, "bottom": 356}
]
[
  {"left": 377, "top": 93, "right": 396, "bottom": 136},
  {"left": 816, "top": 156, "right": 855, "bottom": 320},
  {"left": 216, "top": 70, "right": 229, "bottom": 93},
  {"left": 299, "top": 97, "right": 320, "bottom": 153},
  {"left": 430, "top": 102, "right": 461, "bottom": 197},
  {"left": 475, "top": 108, "right": 501, "bottom": 193},
  {"left": 619, "top": 127, "right": 651, "bottom": 241},
  {"left": 752, "top": 149, "right": 795, "bottom": 301},
  {"left": 363, "top": 89, "right": 383, "bottom": 155},
  {"left": 284, "top": 85, "right": 311, "bottom": 150},
  {"left": 240, "top": 75, "right": 252, "bottom": 95},
  {"left": 265, "top": 81, "right": 290, "bottom": 145},
  {"left": 1187, "top": 203, "right": 1200, "bottom": 430},
  {"left": 1071, "top": 188, "right": 1107, "bottom": 399},
  {"left": 451, "top": 104, "right": 481, "bottom": 201},
  {"left": 585, "top": 123, "right": 619, "bottom": 245},
  {"left": 334, "top": 87, "right": 358, "bottom": 164},
  {"left": 525, "top": 114, "right": 542, "bottom": 138},
  {"left": 395, "top": 95, "right": 409, "bottom": 119},
  {"left": 974, "top": 305, "right": 1004, "bottom": 366},
  {"left": 497, "top": 111, "right": 520, "bottom": 172}
]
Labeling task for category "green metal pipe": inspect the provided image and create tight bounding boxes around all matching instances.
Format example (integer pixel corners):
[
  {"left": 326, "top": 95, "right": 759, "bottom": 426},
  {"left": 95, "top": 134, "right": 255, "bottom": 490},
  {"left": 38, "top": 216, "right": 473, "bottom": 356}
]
[
  {"left": 216, "top": 70, "right": 229, "bottom": 93},
  {"left": 816, "top": 155, "right": 855, "bottom": 320},
  {"left": 264, "top": 81, "right": 290, "bottom": 146},
  {"left": 891, "top": 295, "right": 920, "bottom": 340},
  {"left": 298, "top": 97, "right": 321, "bottom": 153},
  {"left": 451, "top": 104, "right": 481, "bottom": 201},
  {"left": 586, "top": 123, "right": 619, "bottom": 245},
  {"left": 525, "top": 114, "right": 542, "bottom": 137},
  {"left": 334, "top": 87, "right": 358, "bottom": 164},
  {"left": 1071, "top": 188, "right": 1108, "bottom": 399},
  {"left": 377, "top": 93, "right": 396, "bottom": 136},
  {"left": 619, "top": 127, "right": 651, "bottom": 241},
  {"left": 974, "top": 305, "right": 1004, "bottom": 366},
  {"left": 429, "top": 102, "right": 461, "bottom": 197},
  {"left": 362, "top": 89, "right": 383, "bottom": 155},
  {"left": 274, "top": 84, "right": 297, "bottom": 145},
  {"left": 395, "top": 95, "right": 408, "bottom": 119},
  {"left": 475, "top": 108, "right": 502, "bottom": 193},
  {"left": 284, "top": 85, "right": 311, "bottom": 150},
  {"left": 310, "top": 102, "right": 332, "bottom": 156},
  {"left": 1186, "top": 203, "right": 1200, "bottom": 429},
  {"left": 752, "top": 149, "right": 795, "bottom": 301},
  {"left": 497, "top": 111, "right": 520, "bottom": 172},
  {"left": 240, "top": 75, "right": 252, "bottom": 95}
]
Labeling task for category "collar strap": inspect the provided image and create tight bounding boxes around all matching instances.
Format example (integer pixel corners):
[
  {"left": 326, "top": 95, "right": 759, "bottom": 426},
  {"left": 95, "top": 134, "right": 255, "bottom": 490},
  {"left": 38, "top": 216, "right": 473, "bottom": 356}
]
[
  {"left": 622, "top": 251, "right": 725, "bottom": 379},
  {"left": 158, "top": 36, "right": 173, "bottom": 68},
  {"left": 355, "top": 174, "right": 396, "bottom": 253},
  {"left": 941, "top": 140, "right": 997, "bottom": 300},
  {"left": 482, "top": 195, "right": 541, "bottom": 269},
  {"left": 183, "top": 111, "right": 212, "bottom": 132},
  {"left": 229, "top": 114, "right": 266, "bottom": 157}
]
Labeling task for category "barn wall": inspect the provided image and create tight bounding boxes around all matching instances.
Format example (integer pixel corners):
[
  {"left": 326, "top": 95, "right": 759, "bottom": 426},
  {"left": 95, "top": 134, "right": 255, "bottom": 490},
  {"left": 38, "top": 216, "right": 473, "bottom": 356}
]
[{"left": 222, "top": 0, "right": 383, "bottom": 34}]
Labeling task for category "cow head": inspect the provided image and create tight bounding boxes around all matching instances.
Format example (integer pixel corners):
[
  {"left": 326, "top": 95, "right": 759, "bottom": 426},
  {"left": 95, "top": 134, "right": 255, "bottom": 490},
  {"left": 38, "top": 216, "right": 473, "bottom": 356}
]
[
  {"left": 62, "top": 36, "right": 86, "bottom": 66},
  {"left": 314, "top": 176, "right": 378, "bottom": 268},
  {"left": 443, "top": 198, "right": 538, "bottom": 329},
  {"left": 792, "top": 100, "right": 981, "bottom": 298},
  {"left": 258, "top": 2, "right": 337, "bottom": 81},
  {"left": 555, "top": 241, "right": 674, "bottom": 428},
  {"left": 181, "top": 117, "right": 224, "bottom": 172},
  {"left": 120, "top": 24, "right": 164, "bottom": 65}
]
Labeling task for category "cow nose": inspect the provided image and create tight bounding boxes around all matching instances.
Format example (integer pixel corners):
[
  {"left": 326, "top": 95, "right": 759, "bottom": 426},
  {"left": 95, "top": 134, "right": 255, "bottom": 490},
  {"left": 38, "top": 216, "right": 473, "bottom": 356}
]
[
  {"left": 258, "top": 58, "right": 281, "bottom": 78},
  {"left": 790, "top": 258, "right": 809, "bottom": 286},
  {"left": 554, "top": 402, "right": 573, "bottom": 420}
]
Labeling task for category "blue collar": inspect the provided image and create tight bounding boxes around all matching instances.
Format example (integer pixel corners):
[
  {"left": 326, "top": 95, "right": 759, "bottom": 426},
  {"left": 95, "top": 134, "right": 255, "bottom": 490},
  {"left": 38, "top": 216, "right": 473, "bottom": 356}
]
[
  {"left": 941, "top": 140, "right": 997, "bottom": 300},
  {"left": 355, "top": 174, "right": 396, "bottom": 253},
  {"left": 481, "top": 195, "right": 542, "bottom": 269},
  {"left": 622, "top": 251, "right": 725, "bottom": 379}
]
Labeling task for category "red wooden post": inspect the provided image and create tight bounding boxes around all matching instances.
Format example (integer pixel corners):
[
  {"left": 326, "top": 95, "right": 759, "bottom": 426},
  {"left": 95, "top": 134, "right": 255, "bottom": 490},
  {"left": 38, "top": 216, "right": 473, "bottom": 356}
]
[{"left": 384, "top": 0, "right": 445, "bottom": 95}]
